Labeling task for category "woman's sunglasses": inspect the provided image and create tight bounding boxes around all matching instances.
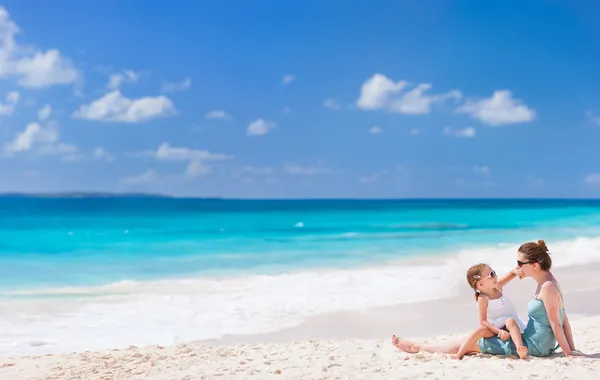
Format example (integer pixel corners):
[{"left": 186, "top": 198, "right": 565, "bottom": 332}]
[{"left": 517, "top": 260, "right": 536, "bottom": 267}]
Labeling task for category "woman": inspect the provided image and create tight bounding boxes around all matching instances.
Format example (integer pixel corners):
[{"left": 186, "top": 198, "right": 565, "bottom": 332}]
[{"left": 392, "top": 240, "right": 581, "bottom": 358}]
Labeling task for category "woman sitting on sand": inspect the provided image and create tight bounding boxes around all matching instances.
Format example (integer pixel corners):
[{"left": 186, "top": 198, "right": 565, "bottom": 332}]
[{"left": 392, "top": 240, "right": 583, "bottom": 359}]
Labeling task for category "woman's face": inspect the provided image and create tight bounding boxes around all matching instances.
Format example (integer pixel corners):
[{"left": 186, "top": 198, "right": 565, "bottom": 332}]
[{"left": 517, "top": 251, "right": 535, "bottom": 277}]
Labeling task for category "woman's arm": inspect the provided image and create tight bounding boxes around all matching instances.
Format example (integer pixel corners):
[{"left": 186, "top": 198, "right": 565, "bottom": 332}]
[
  {"left": 562, "top": 313, "right": 576, "bottom": 352},
  {"left": 539, "top": 282, "right": 573, "bottom": 356}
]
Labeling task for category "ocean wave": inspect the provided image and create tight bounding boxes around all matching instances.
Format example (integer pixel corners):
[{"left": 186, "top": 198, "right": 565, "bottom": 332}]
[{"left": 2, "top": 235, "right": 600, "bottom": 355}]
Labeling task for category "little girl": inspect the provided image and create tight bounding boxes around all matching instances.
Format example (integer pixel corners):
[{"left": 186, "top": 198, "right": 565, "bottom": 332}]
[{"left": 453, "top": 263, "right": 528, "bottom": 360}]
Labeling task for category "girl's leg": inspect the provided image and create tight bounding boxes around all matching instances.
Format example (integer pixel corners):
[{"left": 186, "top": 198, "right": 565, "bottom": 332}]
[
  {"left": 504, "top": 318, "right": 527, "bottom": 359},
  {"left": 453, "top": 326, "right": 495, "bottom": 360},
  {"left": 392, "top": 334, "right": 481, "bottom": 355}
]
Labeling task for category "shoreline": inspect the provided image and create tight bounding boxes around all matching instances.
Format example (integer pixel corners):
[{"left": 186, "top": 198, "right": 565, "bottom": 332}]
[
  {"left": 3, "top": 264, "right": 600, "bottom": 379},
  {"left": 2, "top": 249, "right": 600, "bottom": 356}
]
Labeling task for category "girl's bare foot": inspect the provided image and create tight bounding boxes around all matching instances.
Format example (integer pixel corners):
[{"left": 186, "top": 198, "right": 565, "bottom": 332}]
[
  {"left": 517, "top": 346, "right": 528, "bottom": 359},
  {"left": 392, "top": 335, "right": 420, "bottom": 353}
]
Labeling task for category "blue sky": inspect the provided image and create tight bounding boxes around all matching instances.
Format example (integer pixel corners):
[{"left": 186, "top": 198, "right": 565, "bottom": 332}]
[{"left": 0, "top": 1, "right": 599, "bottom": 198}]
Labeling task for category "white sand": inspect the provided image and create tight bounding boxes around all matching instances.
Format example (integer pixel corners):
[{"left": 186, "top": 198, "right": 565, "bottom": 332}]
[
  {"left": 1, "top": 315, "right": 598, "bottom": 380},
  {"left": 2, "top": 265, "right": 600, "bottom": 379}
]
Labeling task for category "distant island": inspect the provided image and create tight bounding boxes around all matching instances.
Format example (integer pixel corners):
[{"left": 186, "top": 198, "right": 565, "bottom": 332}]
[{"left": 0, "top": 192, "right": 175, "bottom": 199}]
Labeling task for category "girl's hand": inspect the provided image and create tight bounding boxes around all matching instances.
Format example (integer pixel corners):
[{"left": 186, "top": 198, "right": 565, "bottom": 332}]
[
  {"left": 512, "top": 267, "right": 524, "bottom": 279},
  {"left": 498, "top": 330, "right": 510, "bottom": 341}
]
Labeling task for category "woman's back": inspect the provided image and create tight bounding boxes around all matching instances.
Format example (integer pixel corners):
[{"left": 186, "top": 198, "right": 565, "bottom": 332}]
[{"left": 521, "top": 286, "right": 566, "bottom": 356}]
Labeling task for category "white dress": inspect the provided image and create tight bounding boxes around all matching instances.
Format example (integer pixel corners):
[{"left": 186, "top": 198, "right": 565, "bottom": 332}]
[{"left": 483, "top": 292, "right": 527, "bottom": 333}]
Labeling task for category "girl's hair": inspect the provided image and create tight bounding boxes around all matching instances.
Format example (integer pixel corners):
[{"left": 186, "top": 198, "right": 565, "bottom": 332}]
[
  {"left": 518, "top": 239, "right": 552, "bottom": 271},
  {"left": 466, "top": 263, "right": 488, "bottom": 300}
]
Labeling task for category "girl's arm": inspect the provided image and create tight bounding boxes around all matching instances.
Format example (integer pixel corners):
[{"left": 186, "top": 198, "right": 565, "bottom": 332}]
[
  {"left": 497, "top": 268, "right": 519, "bottom": 289},
  {"left": 477, "top": 296, "right": 504, "bottom": 336},
  {"left": 539, "top": 282, "right": 573, "bottom": 356}
]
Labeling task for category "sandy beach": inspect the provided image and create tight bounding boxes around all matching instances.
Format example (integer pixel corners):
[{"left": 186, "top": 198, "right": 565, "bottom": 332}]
[
  {"left": 2, "top": 264, "right": 600, "bottom": 380},
  {"left": 1, "top": 316, "right": 599, "bottom": 380}
]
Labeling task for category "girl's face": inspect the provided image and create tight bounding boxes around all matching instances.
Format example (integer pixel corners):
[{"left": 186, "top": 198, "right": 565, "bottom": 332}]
[{"left": 476, "top": 266, "right": 498, "bottom": 293}]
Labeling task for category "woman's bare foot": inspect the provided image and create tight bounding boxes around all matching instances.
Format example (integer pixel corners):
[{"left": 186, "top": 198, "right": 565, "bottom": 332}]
[
  {"left": 392, "top": 335, "right": 420, "bottom": 353},
  {"left": 517, "top": 346, "right": 528, "bottom": 359}
]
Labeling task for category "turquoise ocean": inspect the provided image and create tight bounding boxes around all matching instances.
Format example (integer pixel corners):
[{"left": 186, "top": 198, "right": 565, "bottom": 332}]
[{"left": 2, "top": 197, "right": 600, "bottom": 355}]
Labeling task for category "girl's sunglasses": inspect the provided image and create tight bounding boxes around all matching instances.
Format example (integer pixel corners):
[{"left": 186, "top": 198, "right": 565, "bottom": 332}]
[{"left": 473, "top": 270, "right": 496, "bottom": 280}]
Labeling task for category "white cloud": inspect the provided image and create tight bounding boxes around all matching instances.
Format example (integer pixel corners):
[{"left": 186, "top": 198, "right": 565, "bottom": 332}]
[
  {"left": 584, "top": 173, "right": 600, "bottom": 185},
  {"left": 161, "top": 77, "right": 191, "bottom": 93},
  {"left": 37, "top": 104, "right": 52, "bottom": 120},
  {"left": 186, "top": 160, "right": 211, "bottom": 178},
  {"left": 119, "top": 169, "right": 157, "bottom": 186},
  {"left": 147, "top": 142, "right": 232, "bottom": 162},
  {"left": 474, "top": 165, "right": 490, "bottom": 175},
  {"left": 456, "top": 90, "right": 535, "bottom": 126},
  {"left": 323, "top": 98, "right": 341, "bottom": 110},
  {"left": 360, "top": 166, "right": 407, "bottom": 183},
  {"left": 0, "top": 7, "right": 80, "bottom": 88},
  {"left": 3, "top": 121, "right": 77, "bottom": 158},
  {"left": 389, "top": 85, "right": 462, "bottom": 115},
  {"left": 356, "top": 73, "right": 461, "bottom": 114},
  {"left": 369, "top": 126, "right": 382, "bottom": 135},
  {"left": 37, "top": 143, "right": 78, "bottom": 157},
  {"left": 139, "top": 143, "right": 231, "bottom": 180},
  {"left": 4, "top": 122, "right": 56, "bottom": 154},
  {"left": 283, "top": 163, "right": 333, "bottom": 175},
  {"left": 586, "top": 111, "right": 600, "bottom": 126},
  {"left": 409, "top": 128, "right": 420, "bottom": 135},
  {"left": 360, "top": 170, "right": 388, "bottom": 183},
  {"left": 247, "top": 118, "right": 276, "bottom": 136},
  {"left": 0, "top": 91, "right": 19, "bottom": 116},
  {"left": 6, "top": 91, "right": 18, "bottom": 103},
  {"left": 72, "top": 90, "right": 175, "bottom": 123},
  {"left": 107, "top": 69, "right": 141, "bottom": 90},
  {"left": 282, "top": 74, "right": 294, "bottom": 85},
  {"left": 356, "top": 73, "right": 407, "bottom": 110},
  {"left": 243, "top": 166, "right": 274, "bottom": 175},
  {"left": 444, "top": 126, "right": 476, "bottom": 138},
  {"left": 93, "top": 147, "right": 115, "bottom": 162},
  {"left": 205, "top": 109, "right": 232, "bottom": 121}
]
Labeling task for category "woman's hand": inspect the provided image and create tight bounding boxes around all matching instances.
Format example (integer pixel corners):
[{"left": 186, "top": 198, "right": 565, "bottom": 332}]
[
  {"left": 566, "top": 350, "right": 587, "bottom": 359},
  {"left": 498, "top": 330, "right": 510, "bottom": 341}
]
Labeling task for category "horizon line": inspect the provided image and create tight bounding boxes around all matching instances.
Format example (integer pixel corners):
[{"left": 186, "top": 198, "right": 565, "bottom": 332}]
[{"left": 1, "top": 192, "right": 599, "bottom": 201}]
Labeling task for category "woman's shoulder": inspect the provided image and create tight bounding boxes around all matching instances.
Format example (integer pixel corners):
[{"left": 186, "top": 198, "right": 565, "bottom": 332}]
[
  {"left": 540, "top": 280, "right": 559, "bottom": 291},
  {"left": 538, "top": 280, "right": 562, "bottom": 299}
]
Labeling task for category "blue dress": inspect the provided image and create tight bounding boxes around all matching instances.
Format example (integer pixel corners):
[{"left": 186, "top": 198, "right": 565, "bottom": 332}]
[{"left": 478, "top": 296, "right": 565, "bottom": 357}]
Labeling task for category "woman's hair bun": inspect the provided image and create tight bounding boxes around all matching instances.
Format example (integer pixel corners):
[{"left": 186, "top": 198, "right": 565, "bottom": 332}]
[{"left": 536, "top": 239, "right": 549, "bottom": 253}]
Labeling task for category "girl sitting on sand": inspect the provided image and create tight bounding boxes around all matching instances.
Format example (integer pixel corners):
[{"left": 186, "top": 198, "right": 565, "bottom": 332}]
[{"left": 452, "top": 263, "right": 527, "bottom": 360}]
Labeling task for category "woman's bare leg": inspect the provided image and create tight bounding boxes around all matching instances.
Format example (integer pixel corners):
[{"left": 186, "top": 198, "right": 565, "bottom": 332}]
[
  {"left": 504, "top": 318, "right": 527, "bottom": 359},
  {"left": 392, "top": 334, "right": 480, "bottom": 355},
  {"left": 453, "top": 326, "right": 495, "bottom": 360}
]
